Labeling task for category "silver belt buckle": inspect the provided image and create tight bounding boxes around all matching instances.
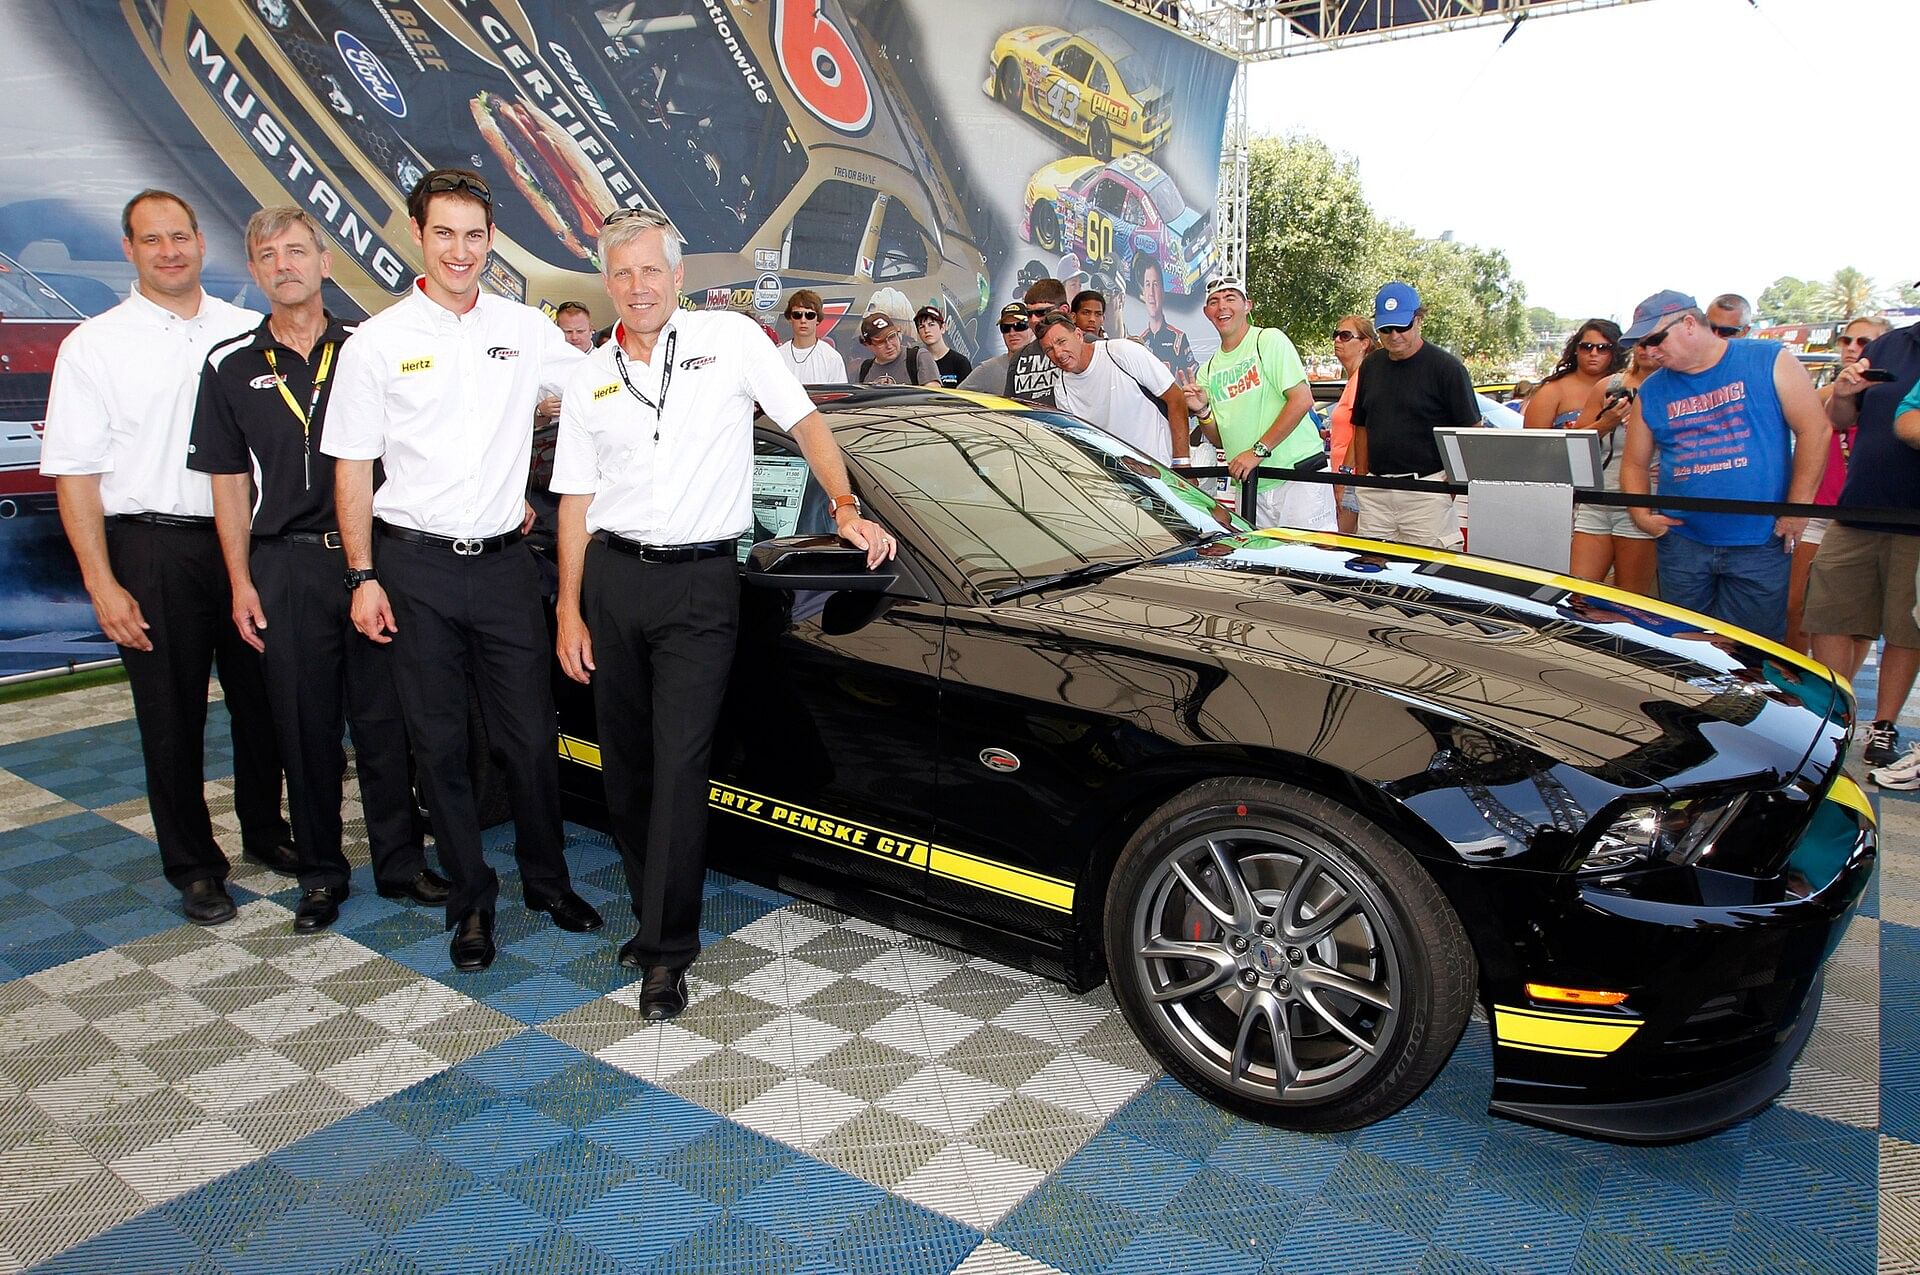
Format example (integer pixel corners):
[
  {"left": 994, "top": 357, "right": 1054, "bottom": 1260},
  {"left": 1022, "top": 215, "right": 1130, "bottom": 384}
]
[
  {"left": 322, "top": 531, "right": 342, "bottom": 550},
  {"left": 452, "top": 537, "right": 483, "bottom": 556}
]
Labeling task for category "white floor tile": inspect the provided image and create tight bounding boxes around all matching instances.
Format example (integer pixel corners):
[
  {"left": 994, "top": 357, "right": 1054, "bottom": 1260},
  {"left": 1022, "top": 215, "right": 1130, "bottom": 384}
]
[
  {"left": 316, "top": 1039, "right": 444, "bottom": 1104},
  {"left": 176, "top": 1047, "right": 308, "bottom": 1116},
  {"left": 864, "top": 1002, "right": 985, "bottom": 1060},
  {"left": 147, "top": 942, "right": 261, "bottom": 989},
  {"left": 992, "top": 989, "right": 1110, "bottom": 1048},
  {"left": 895, "top": 1142, "right": 1047, "bottom": 1231},
  {"left": 24, "top": 949, "right": 142, "bottom": 997},
  {"left": 597, "top": 1022, "right": 722, "bottom": 1083},
  {"left": 110, "top": 1121, "right": 260, "bottom": 1203},
  {"left": 877, "top": 1063, "right": 1011, "bottom": 1137},
  {"left": 730, "top": 909, "right": 834, "bottom": 955},
  {"left": 267, "top": 934, "right": 379, "bottom": 983},
  {"left": 355, "top": 980, "right": 472, "bottom": 1035},
  {"left": 228, "top": 986, "right": 349, "bottom": 1043},
  {"left": 729, "top": 1075, "right": 866, "bottom": 1149},
  {"left": 27, "top": 1055, "right": 163, "bottom": 1124},
  {"left": 730, "top": 957, "right": 844, "bottom": 1008},
  {"left": 93, "top": 992, "right": 217, "bottom": 1051},
  {"left": 732, "top": 1012, "right": 854, "bottom": 1073}
]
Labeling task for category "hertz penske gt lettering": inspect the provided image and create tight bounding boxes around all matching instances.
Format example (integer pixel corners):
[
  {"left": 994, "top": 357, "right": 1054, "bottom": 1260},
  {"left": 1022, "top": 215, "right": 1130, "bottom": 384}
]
[{"left": 552, "top": 389, "right": 1874, "bottom": 1141}]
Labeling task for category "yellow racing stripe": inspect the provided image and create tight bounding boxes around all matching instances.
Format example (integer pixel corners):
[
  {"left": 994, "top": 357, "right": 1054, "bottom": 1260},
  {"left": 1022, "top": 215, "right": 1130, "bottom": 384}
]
[{"left": 1493, "top": 1005, "right": 1641, "bottom": 1058}]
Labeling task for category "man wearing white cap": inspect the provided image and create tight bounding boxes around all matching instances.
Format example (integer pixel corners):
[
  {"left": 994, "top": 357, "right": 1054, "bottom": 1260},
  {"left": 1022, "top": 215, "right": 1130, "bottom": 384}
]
[
  {"left": 1179, "top": 275, "right": 1334, "bottom": 530},
  {"left": 1347, "top": 281, "right": 1477, "bottom": 549}
]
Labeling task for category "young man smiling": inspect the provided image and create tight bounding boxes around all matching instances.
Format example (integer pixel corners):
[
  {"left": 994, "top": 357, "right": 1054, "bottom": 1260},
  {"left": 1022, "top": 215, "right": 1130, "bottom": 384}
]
[{"left": 324, "top": 168, "right": 604, "bottom": 972}]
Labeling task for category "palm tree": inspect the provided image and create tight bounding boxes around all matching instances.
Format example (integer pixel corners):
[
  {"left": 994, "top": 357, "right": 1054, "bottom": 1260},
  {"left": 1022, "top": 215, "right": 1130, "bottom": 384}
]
[{"left": 1824, "top": 267, "right": 1877, "bottom": 320}]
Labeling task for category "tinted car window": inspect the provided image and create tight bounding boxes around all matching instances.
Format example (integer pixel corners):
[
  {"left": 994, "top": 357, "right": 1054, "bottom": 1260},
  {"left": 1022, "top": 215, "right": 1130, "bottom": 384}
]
[
  {"left": 845, "top": 409, "right": 1239, "bottom": 595},
  {"left": 742, "top": 442, "right": 833, "bottom": 561},
  {"left": 787, "top": 180, "right": 872, "bottom": 275},
  {"left": 873, "top": 197, "right": 930, "bottom": 283}
]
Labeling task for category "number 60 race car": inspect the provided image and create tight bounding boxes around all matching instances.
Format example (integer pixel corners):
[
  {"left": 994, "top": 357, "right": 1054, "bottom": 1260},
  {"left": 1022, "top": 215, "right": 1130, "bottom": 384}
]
[
  {"left": 552, "top": 389, "right": 1876, "bottom": 1141},
  {"left": 1023, "top": 151, "right": 1214, "bottom": 297},
  {"left": 985, "top": 25, "right": 1172, "bottom": 161}
]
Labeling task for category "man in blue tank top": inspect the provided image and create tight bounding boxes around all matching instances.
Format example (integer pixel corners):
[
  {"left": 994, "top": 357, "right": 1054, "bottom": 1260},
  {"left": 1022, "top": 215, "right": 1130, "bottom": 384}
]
[{"left": 1618, "top": 290, "right": 1830, "bottom": 642}]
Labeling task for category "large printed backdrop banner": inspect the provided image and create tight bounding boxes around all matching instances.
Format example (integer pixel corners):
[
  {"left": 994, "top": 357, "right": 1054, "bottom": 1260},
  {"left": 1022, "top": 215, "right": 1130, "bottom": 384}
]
[{"left": 0, "top": 0, "right": 1235, "bottom": 676}]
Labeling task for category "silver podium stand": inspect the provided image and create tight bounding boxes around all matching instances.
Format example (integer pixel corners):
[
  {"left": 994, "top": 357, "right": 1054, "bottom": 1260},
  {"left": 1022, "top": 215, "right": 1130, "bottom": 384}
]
[{"left": 1433, "top": 427, "right": 1603, "bottom": 574}]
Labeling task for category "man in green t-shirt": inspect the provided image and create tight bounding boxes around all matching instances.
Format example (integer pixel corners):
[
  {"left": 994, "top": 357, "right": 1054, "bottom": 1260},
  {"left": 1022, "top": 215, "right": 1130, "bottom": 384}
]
[{"left": 1179, "top": 276, "right": 1335, "bottom": 531}]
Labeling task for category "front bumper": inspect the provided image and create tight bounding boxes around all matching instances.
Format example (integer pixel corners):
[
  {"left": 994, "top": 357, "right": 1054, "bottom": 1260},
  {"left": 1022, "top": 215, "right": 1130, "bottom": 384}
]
[{"left": 1468, "top": 786, "right": 1876, "bottom": 1143}]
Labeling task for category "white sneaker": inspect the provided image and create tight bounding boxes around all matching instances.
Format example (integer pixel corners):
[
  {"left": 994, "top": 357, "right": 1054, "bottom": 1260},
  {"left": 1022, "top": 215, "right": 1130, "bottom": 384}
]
[{"left": 1869, "top": 742, "right": 1920, "bottom": 790}]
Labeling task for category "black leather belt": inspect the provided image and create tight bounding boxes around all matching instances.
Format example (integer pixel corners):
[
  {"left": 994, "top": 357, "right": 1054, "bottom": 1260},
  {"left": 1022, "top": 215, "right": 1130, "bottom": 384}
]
[
  {"left": 602, "top": 534, "right": 735, "bottom": 563},
  {"left": 117, "top": 512, "right": 213, "bottom": 528},
  {"left": 258, "top": 530, "right": 342, "bottom": 548},
  {"left": 378, "top": 523, "right": 523, "bottom": 556}
]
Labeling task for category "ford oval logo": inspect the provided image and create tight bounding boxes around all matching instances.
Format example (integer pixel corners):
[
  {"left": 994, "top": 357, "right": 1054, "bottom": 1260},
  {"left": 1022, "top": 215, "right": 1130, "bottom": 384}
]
[
  {"left": 979, "top": 748, "right": 1021, "bottom": 774},
  {"left": 334, "top": 31, "right": 406, "bottom": 119}
]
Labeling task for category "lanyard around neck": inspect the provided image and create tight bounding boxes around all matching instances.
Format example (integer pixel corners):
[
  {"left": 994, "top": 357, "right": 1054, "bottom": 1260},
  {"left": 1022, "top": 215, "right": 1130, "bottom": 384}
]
[
  {"left": 263, "top": 341, "right": 336, "bottom": 440},
  {"left": 614, "top": 329, "right": 676, "bottom": 434}
]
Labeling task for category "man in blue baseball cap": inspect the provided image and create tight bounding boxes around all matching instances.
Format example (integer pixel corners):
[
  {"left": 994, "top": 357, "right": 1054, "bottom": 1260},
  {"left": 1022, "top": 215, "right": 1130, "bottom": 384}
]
[
  {"left": 1347, "top": 281, "right": 1480, "bottom": 548},
  {"left": 1617, "top": 288, "right": 1831, "bottom": 641}
]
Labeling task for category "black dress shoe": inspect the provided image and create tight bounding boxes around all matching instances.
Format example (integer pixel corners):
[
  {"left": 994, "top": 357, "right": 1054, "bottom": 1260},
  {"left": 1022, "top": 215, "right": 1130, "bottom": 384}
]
[
  {"left": 527, "top": 889, "right": 603, "bottom": 933},
  {"left": 618, "top": 936, "right": 648, "bottom": 969},
  {"left": 377, "top": 868, "right": 451, "bottom": 905},
  {"left": 293, "top": 887, "right": 345, "bottom": 933},
  {"left": 640, "top": 963, "right": 690, "bottom": 1021},
  {"left": 241, "top": 841, "right": 303, "bottom": 875},
  {"left": 450, "top": 911, "right": 495, "bottom": 971},
  {"left": 181, "top": 878, "right": 236, "bottom": 926}
]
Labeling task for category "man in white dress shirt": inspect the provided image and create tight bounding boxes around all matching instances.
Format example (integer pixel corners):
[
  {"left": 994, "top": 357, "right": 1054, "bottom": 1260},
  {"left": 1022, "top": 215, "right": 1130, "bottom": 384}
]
[
  {"left": 552, "top": 209, "right": 894, "bottom": 1020},
  {"left": 324, "top": 169, "right": 603, "bottom": 972},
  {"left": 41, "top": 189, "right": 294, "bottom": 926}
]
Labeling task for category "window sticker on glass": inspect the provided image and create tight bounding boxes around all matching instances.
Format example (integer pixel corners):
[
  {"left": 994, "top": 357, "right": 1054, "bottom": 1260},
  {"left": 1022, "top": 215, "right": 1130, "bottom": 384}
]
[{"left": 744, "top": 453, "right": 814, "bottom": 561}]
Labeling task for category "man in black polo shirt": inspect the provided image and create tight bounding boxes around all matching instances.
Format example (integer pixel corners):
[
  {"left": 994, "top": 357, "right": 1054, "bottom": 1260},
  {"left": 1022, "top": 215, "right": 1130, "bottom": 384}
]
[
  {"left": 190, "top": 207, "right": 447, "bottom": 932},
  {"left": 1806, "top": 315, "right": 1920, "bottom": 780},
  {"left": 1349, "top": 281, "right": 1478, "bottom": 549}
]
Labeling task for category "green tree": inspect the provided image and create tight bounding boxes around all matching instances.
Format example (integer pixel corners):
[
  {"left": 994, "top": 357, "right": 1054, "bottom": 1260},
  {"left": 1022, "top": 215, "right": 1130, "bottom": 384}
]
[
  {"left": 1527, "top": 306, "right": 1566, "bottom": 337},
  {"left": 1372, "top": 226, "right": 1529, "bottom": 362},
  {"left": 1824, "top": 267, "right": 1876, "bottom": 320},
  {"left": 1242, "top": 134, "right": 1378, "bottom": 343},
  {"left": 1757, "top": 275, "right": 1819, "bottom": 322}
]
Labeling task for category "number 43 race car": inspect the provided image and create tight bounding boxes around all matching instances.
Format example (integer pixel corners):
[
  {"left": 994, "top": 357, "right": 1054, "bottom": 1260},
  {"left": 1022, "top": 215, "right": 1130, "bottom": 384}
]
[
  {"left": 985, "top": 25, "right": 1171, "bottom": 161},
  {"left": 1023, "top": 152, "right": 1213, "bottom": 297}
]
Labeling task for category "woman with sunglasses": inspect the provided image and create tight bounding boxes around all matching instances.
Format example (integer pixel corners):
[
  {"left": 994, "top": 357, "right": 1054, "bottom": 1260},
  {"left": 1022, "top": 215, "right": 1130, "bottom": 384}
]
[
  {"left": 1787, "top": 315, "right": 1894, "bottom": 654},
  {"left": 1525, "top": 320, "right": 1625, "bottom": 433},
  {"left": 1568, "top": 333, "right": 1656, "bottom": 595},
  {"left": 1328, "top": 316, "right": 1376, "bottom": 534}
]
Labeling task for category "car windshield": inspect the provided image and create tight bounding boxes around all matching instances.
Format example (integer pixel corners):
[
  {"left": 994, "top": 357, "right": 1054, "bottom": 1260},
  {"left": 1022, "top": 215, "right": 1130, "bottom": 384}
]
[
  {"left": 0, "top": 256, "right": 83, "bottom": 319},
  {"left": 1143, "top": 174, "right": 1184, "bottom": 223},
  {"left": 843, "top": 407, "right": 1244, "bottom": 598}
]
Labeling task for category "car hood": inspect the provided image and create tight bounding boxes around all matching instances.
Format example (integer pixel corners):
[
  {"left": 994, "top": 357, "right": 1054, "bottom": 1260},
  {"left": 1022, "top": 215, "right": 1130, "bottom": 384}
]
[
  {"left": 1166, "top": 206, "right": 1205, "bottom": 239},
  {"left": 1021, "top": 531, "right": 1844, "bottom": 792}
]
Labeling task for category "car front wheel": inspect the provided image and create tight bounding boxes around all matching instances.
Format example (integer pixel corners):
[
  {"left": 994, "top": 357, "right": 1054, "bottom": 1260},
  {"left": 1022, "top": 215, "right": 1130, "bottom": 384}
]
[
  {"left": 1031, "top": 203, "right": 1061, "bottom": 251},
  {"left": 1089, "top": 118, "right": 1113, "bottom": 161},
  {"left": 996, "top": 60, "right": 1022, "bottom": 106},
  {"left": 1105, "top": 777, "right": 1474, "bottom": 1131}
]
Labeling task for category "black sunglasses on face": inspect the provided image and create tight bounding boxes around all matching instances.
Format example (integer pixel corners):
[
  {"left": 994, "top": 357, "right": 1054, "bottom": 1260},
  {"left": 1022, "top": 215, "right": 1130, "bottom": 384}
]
[
  {"left": 1332, "top": 330, "right": 1359, "bottom": 343},
  {"left": 422, "top": 172, "right": 491, "bottom": 204},
  {"left": 1377, "top": 324, "right": 1412, "bottom": 336},
  {"left": 999, "top": 321, "right": 1030, "bottom": 333},
  {"left": 1709, "top": 323, "right": 1743, "bottom": 338},
  {"left": 1639, "top": 318, "right": 1686, "bottom": 349},
  {"left": 1577, "top": 341, "right": 1615, "bottom": 353},
  {"left": 787, "top": 310, "right": 818, "bottom": 321},
  {"left": 1837, "top": 335, "right": 1871, "bottom": 346}
]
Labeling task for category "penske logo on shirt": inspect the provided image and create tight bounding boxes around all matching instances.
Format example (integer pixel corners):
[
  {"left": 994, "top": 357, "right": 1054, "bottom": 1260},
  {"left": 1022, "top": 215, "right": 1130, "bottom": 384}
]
[
  {"left": 486, "top": 347, "right": 520, "bottom": 361},
  {"left": 249, "top": 373, "right": 286, "bottom": 390},
  {"left": 399, "top": 356, "right": 434, "bottom": 374}
]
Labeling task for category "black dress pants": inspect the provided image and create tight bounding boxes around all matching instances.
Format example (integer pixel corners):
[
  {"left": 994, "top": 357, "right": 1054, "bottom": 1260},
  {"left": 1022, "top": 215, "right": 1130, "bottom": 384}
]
[
  {"left": 584, "top": 541, "right": 739, "bottom": 967},
  {"left": 106, "top": 520, "right": 288, "bottom": 889},
  {"left": 251, "top": 539, "right": 427, "bottom": 893},
  {"left": 378, "top": 533, "right": 571, "bottom": 927}
]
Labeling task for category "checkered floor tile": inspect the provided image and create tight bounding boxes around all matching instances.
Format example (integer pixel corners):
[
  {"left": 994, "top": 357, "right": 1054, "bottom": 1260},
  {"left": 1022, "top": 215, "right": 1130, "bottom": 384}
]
[{"left": 0, "top": 679, "right": 1912, "bottom": 1273}]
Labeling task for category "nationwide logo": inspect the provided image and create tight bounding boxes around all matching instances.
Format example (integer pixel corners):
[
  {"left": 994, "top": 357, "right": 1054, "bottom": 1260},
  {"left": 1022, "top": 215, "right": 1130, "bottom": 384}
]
[
  {"left": 334, "top": 32, "right": 407, "bottom": 119},
  {"left": 249, "top": 373, "right": 287, "bottom": 390},
  {"left": 486, "top": 347, "right": 520, "bottom": 361}
]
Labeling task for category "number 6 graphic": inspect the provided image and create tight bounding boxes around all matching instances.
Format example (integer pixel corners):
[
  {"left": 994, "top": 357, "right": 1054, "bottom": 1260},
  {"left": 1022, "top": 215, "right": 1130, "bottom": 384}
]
[{"left": 775, "top": 0, "right": 874, "bottom": 134}]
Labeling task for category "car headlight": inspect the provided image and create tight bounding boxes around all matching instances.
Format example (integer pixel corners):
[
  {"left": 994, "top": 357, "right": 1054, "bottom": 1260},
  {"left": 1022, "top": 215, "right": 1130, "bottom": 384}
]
[{"left": 1579, "top": 795, "right": 1749, "bottom": 873}]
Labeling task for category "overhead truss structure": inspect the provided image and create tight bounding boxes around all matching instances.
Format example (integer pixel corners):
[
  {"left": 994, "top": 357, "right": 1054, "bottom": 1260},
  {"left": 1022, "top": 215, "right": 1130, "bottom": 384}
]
[{"left": 1142, "top": 0, "right": 1652, "bottom": 277}]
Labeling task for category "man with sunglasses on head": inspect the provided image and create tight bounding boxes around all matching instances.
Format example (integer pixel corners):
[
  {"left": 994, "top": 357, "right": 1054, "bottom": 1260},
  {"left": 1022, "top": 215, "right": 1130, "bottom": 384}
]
[
  {"left": 1618, "top": 290, "right": 1829, "bottom": 642},
  {"left": 323, "top": 168, "right": 605, "bottom": 972},
  {"left": 1705, "top": 294, "right": 1754, "bottom": 340},
  {"left": 552, "top": 209, "right": 895, "bottom": 1020},
  {"left": 777, "top": 289, "right": 846, "bottom": 385},
  {"left": 1347, "top": 282, "right": 1477, "bottom": 549}
]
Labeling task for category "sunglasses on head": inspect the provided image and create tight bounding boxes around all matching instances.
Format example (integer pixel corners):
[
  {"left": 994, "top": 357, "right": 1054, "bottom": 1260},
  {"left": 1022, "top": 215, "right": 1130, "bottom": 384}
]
[
  {"left": 1332, "top": 330, "right": 1360, "bottom": 343},
  {"left": 422, "top": 172, "right": 491, "bottom": 204},
  {"left": 1577, "top": 341, "right": 1615, "bottom": 354},
  {"left": 1709, "top": 323, "right": 1743, "bottom": 338},
  {"left": 999, "top": 320, "right": 1030, "bottom": 333},
  {"left": 787, "top": 309, "right": 818, "bottom": 321}
]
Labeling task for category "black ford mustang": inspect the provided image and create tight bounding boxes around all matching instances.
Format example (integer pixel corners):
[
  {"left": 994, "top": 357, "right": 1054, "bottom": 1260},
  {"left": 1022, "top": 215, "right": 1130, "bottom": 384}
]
[{"left": 551, "top": 388, "right": 1874, "bottom": 1143}]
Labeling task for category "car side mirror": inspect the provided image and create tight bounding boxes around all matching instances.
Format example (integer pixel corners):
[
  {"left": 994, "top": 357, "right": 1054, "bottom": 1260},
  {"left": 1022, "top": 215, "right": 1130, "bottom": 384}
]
[{"left": 743, "top": 535, "right": 898, "bottom": 593}]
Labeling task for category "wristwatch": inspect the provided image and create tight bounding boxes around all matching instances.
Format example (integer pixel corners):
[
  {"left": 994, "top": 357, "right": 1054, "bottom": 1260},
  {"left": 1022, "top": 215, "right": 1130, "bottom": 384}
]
[
  {"left": 828, "top": 493, "right": 862, "bottom": 519},
  {"left": 344, "top": 566, "right": 378, "bottom": 592},
  {"left": 1251, "top": 441, "right": 1273, "bottom": 459}
]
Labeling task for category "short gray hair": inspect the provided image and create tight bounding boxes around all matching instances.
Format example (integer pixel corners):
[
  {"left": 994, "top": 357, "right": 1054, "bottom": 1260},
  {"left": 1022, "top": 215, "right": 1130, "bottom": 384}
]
[
  {"left": 1708, "top": 293, "right": 1752, "bottom": 321},
  {"left": 598, "top": 209, "right": 682, "bottom": 273},
  {"left": 245, "top": 206, "right": 325, "bottom": 258}
]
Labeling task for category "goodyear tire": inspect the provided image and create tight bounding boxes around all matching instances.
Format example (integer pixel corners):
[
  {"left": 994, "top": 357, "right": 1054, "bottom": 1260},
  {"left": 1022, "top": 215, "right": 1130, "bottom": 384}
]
[
  {"left": 996, "top": 60, "right": 1022, "bottom": 106},
  {"left": 1105, "top": 777, "right": 1474, "bottom": 1131},
  {"left": 1031, "top": 203, "right": 1061, "bottom": 252},
  {"left": 1089, "top": 118, "right": 1114, "bottom": 162}
]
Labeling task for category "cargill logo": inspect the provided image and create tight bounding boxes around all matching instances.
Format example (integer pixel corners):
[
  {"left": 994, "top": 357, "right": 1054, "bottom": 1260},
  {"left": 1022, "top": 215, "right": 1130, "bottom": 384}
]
[{"left": 334, "top": 31, "right": 406, "bottom": 119}]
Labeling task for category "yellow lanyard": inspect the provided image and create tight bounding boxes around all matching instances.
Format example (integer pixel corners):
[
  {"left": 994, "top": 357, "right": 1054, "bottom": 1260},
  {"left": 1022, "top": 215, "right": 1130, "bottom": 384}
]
[{"left": 264, "top": 342, "right": 335, "bottom": 490}]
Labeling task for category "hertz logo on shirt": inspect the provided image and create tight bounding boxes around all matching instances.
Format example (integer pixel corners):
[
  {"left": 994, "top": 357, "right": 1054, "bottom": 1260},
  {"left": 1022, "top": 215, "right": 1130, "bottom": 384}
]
[
  {"left": 399, "top": 357, "right": 434, "bottom": 374},
  {"left": 592, "top": 382, "right": 623, "bottom": 401}
]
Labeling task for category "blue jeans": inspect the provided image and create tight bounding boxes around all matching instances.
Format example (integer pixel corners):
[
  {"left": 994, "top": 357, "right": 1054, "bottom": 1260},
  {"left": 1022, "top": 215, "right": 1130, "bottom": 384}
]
[{"left": 1656, "top": 532, "right": 1789, "bottom": 641}]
